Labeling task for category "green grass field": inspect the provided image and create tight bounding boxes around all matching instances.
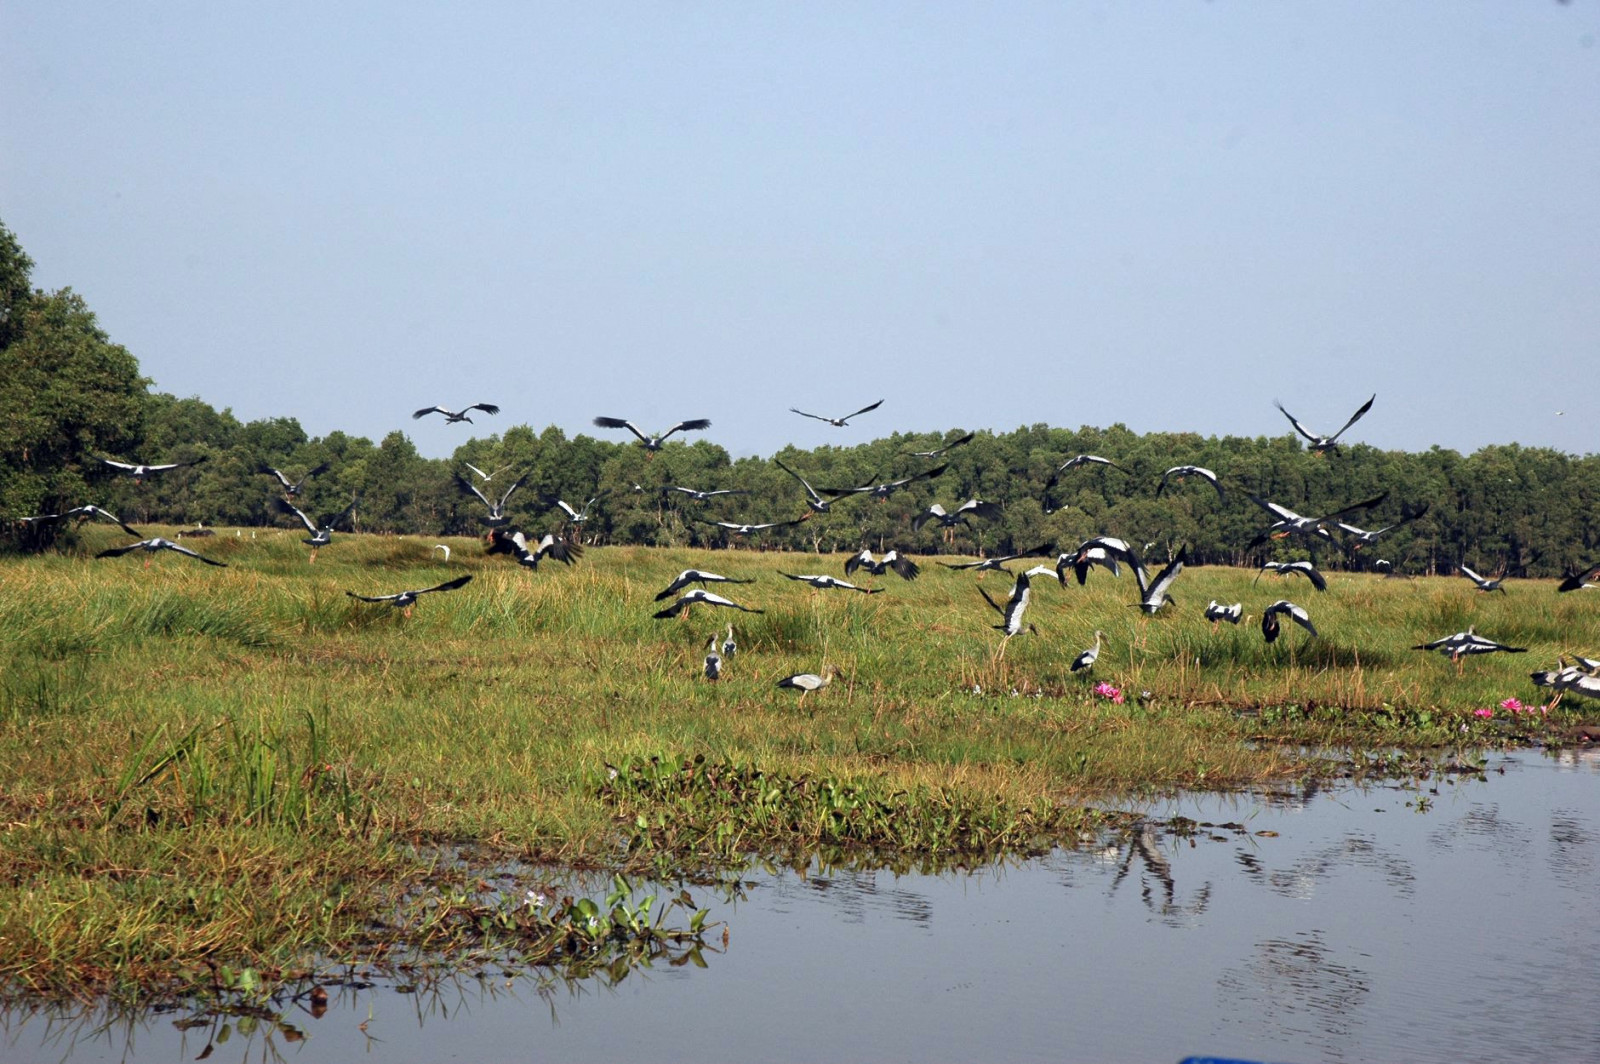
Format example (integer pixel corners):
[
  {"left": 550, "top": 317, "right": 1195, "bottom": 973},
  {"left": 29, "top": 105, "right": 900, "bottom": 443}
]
[{"left": 3, "top": 525, "right": 1595, "bottom": 998}]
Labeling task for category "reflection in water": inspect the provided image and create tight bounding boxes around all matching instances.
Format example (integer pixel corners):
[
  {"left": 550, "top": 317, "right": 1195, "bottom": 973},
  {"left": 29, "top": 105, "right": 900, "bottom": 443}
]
[
  {"left": 1108, "top": 825, "right": 1213, "bottom": 924},
  {"left": 783, "top": 867, "right": 936, "bottom": 928},
  {"left": 1217, "top": 930, "right": 1371, "bottom": 1063},
  {"left": 1266, "top": 834, "right": 1415, "bottom": 901}
]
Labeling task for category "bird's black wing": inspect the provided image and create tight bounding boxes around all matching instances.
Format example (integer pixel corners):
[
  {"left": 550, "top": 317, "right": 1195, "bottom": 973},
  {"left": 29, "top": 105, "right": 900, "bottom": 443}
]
[
  {"left": 273, "top": 497, "right": 319, "bottom": 535},
  {"left": 594, "top": 417, "right": 650, "bottom": 444},
  {"left": 413, "top": 406, "right": 446, "bottom": 419},
  {"left": 1327, "top": 394, "right": 1376, "bottom": 443},
  {"left": 467, "top": 403, "right": 501, "bottom": 416},
  {"left": 416, "top": 574, "right": 474, "bottom": 596},
  {"left": 661, "top": 419, "right": 712, "bottom": 441},
  {"left": 841, "top": 399, "right": 884, "bottom": 422}
]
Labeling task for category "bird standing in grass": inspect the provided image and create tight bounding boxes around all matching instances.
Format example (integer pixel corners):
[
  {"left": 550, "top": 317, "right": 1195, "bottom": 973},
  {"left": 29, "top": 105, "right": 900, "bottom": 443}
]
[
  {"left": 777, "top": 664, "right": 843, "bottom": 700},
  {"left": 346, "top": 574, "right": 473, "bottom": 617},
  {"left": 723, "top": 624, "right": 737, "bottom": 658},
  {"left": 704, "top": 635, "right": 722, "bottom": 681},
  {"left": 1071, "top": 630, "right": 1105, "bottom": 673}
]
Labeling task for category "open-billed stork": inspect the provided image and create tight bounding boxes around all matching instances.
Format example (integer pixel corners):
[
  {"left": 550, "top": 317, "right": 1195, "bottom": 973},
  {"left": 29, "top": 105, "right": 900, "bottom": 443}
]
[
  {"left": 1275, "top": 394, "right": 1375, "bottom": 454},
  {"left": 1261, "top": 600, "right": 1317, "bottom": 643},
  {"left": 275, "top": 495, "right": 358, "bottom": 561},
  {"left": 413, "top": 403, "right": 500, "bottom": 424},
  {"left": 1060, "top": 537, "right": 1147, "bottom": 587},
  {"left": 1156, "top": 465, "right": 1225, "bottom": 502},
  {"left": 781, "top": 573, "right": 883, "bottom": 594},
  {"left": 455, "top": 473, "right": 526, "bottom": 528},
  {"left": 1132, "top": 547, "right": 1186, "bottom": 614},
  {"left": 1245, "top": 493, "right": 1387, "bottom": 550},
  {"left": 904, "top": 431, "right": 975, "bottom": 459},
  {"left": 1413, "top": 626, "right": 1527, "bottom": 672},
  {"left": 777, "top": 664, "right": 844, "bottom": 700},
  {"left": 819, "top": 464, "right": 947, "bottom": 502},
  {"left": 655, "top": 569, "right": 755, "bottom": 601},
  {"left": 1205, "top": 601, "right": 1243, "bottom": 627},
  {"left": 978, "top": 571, "right": 1038, "bottom": 638},
  {"left": 96, "top": 537, "right": 227, "bottom": 568},
  {"left": 912, "top": 500, "right": 1002, "bottom": 540},
  {"left": 257, "top": 462, "right": 329, "bottom": 498},
  {"left": 20, "top": 504, "right": 141, "bottom": 537},
  {"left": 1070, "top": 630, "right": 1105, "bottom": 673},
  {"left": 1255, "top": 560, "right": 1328, "bottom": 592},
  {"left": 346, "top": 574, "right": 472, "bottom": 616},
  {"left": 774, "top": 458, "right": 833, "bottom": 515},
  {"left": 943, "top": 545, "right": 1053, "bottom": 577},
  {"left": 653, "top": 588, "right": 764, "bottom": 621},
  {"left": 845, "top": 549, "right": 920, "bottom": 581},
  {"left": 789, "top": 399, "right": 883, "bottom": 427},
  {"left": 484, "top": 528, "right": 581, "bottom": 570},
  {"left": 100, "top": 455, "right": 208, "bottom": 483},
  {"left": 592, "top": 417, "right": 711, "bottom": 455},
  {"left": 1459, "top": 564, "right": 1508, "bottom": 594}
]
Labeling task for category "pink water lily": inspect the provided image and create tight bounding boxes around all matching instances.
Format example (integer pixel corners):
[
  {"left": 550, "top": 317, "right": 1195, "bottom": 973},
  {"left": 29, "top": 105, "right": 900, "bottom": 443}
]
[
  {"left": 1473, "top": 707, "right": 1494, "bottom": 719},
  {"left": 1094, "top": 681, "right": 1124, "bottom": 704},
  {"left": 1500, "top": 697, "right": 1524, "bottom": 714}
]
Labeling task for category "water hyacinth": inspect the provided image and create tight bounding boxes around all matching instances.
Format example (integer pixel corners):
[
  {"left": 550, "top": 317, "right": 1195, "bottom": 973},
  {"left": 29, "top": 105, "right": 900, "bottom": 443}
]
[{"left": 1093, "top": 682, "right": 1124, "bottom": 705}]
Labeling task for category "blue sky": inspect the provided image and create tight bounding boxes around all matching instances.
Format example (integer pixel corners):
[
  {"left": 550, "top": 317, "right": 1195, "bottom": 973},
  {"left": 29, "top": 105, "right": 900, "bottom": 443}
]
[{"left": 4, "top": 3, "right": 1597, "bottom": 459}]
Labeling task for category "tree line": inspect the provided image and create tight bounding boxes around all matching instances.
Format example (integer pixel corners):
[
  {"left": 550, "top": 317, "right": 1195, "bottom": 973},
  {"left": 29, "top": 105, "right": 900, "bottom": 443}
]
[{"left": 3, "top": 219, "right": 1596, "bottom": 575}]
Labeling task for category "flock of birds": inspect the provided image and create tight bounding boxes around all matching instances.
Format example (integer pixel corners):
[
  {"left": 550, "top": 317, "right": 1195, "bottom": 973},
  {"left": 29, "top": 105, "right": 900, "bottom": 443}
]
[{"left": 19, "top": 394, "right": 1600, "bottom": 703}]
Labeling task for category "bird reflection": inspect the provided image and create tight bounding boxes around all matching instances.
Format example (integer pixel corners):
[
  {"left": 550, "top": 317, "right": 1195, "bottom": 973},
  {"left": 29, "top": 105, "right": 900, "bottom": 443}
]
[{"left": 1108, "top": 825, "right": 1213, "bottom": 923}]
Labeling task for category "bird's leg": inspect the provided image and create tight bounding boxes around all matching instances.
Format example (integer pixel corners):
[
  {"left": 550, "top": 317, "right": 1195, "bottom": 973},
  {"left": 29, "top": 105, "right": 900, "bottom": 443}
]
[
  {"left": 310, "top": 548, "right": 319, "bottom": 563},
  {"left": 143, "top": 556, "right": 152, "bottom": 570},
  {"left": 403, "top": 606, "right": 413, "bottom": 619}
]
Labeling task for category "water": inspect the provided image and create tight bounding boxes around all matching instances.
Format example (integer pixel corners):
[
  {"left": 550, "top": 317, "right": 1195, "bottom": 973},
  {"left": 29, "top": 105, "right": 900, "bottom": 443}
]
[{"left": 8, "top": 748, "right": 1600, "bottom": 1063}]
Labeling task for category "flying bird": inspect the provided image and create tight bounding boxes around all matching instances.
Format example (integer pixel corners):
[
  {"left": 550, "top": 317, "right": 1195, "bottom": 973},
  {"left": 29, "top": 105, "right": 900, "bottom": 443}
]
[
  {"left": 19, "top": 504, "right": 141, "bottom": 537},
  {"left": 652, "top": 588, "right": 764, "bottom": 620},
  {"left": 1531, "top": 660, "right": 1600, "bottom": 704},
  {"left": 413, "top": 403, "right": 500, "bottom": 424},
  {"left": 943, "top": 545, "right": 1054, "bottom": 576},
  {"left": 665, "top": 485, "right": 751, "bottom": 503},
  {"left": 697, "top": 517, "right": 804, "bottom": 535},
  {"left": 257, "top": 462, "right": 329, "bottom": 498},
  {"left": 275, "top": 496, "right": 358, "bottom": 561},
  {"left": 789, "top": 399, "right": 884, "bottom": 427},
  {"left": 592, "top": 417, "right": 711, "bottom": 453},
  {"left": 1413, "top": 626, "right": 1527, "bottom": 667},
  {"left": 904, "top": 432, "right": 975, "bottom": 459},
  {"left": 96, "top": 537, "right": 227, "bottom": 567},
  {"left": 912, "top": 499, "right": 1002, "bottom": 534},
  {"left": 1070, "top": 630, "right": 1105, "bottom": 673},
  {"left": 99, "top": 456, "right": 208, "bottom": 482},
  {"left": 844, "top": 549, "right": 920, "bottom": 581},
  {"left": 1261, "top": 600, "right": 1318, "bottom": 643},
  {"left": 773, "top": 458, "right": 833, "bottom": 515},
  {"left": 780, "top": 572, "right": 883, "bottom": 594},
  {"left": 1275, "top": 394, "right": 1375, "bottom": 454},
  {"left": 1132, "top": 547, "right": 1187, "bottom": 614},
  {"left": 978, "top": 571, "right": 1038, "bottom": 637},
  {"left": 1333, "top": 502, "right": 1429, "bottom": 552},
  {"left": 1255, "top": 559, "right": 1328, "bottom": 592},
  {"left": 346, "top": 574, "right": 473, "bottom": 615},
  {"left": 1205, "top": 601, "right": 1243, "bottom": 626},
  {"left": 1155, "top": 465, "right": 1225, "bottom": 501},
  {"left": 1245, "top": 493, "right": 1388, "bottom": 549},
  {"left": 1061, "top": 537, "right": 1147, "bottom": 587},
  {"left": 455, "top": 473, "right": 526, "bottom": 527},
  {"left": 654, "top": 569, "right": 756, "bottom": 601},
  {"left": 463, "top": 462, "right": 513, "bottom": 483},
  {"left": 433, "top": 544, "right": 451, "bottom": 562},
  {"left": 819, "top": 464, "right": 948, "bottom": 501},
  {"left": 1459, "top": 564, "right": 1508, "bottom": 594},
  {"left": 1558, "top": 560, "right": 1600, "bottom": 593},
  {"left": 1056, "top": 454, "right": 1123, "bottom": 474},
  {"left": 484, "top": 528, "right": 582, "bottom": 569},
  {"left": 545, "top": 493, "right": 605, "bottom": 528}
]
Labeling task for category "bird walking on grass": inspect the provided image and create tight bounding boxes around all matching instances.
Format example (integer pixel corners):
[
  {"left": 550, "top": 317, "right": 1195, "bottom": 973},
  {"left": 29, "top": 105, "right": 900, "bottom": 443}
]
[
  {"left": 1261, "top": 600, "right": 1317, "bottom": 644},
  {"left": 704, "top": 635, "right": 723, "bottom": 681},
  {"left": 723, "top": 624, "right": 737, "bottom": 658},
  {"left": 1071, "top": 630, "right": 1105, "bottom": 673},
  {"left": 413, "top": 403, "right": 500, "bottom": 424},
  {"left": 777, "top": 664, "right": 843, "bottom": 700},
  {"left": 346, "top": 574, "right": 472, "bottom": 617},
  {"left": 96, "top": 537, "right": 227, "bottom": 568}
]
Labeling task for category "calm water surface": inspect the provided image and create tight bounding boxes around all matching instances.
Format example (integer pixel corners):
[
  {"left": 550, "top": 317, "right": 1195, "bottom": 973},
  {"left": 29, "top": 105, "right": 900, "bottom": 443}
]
[{"left": 8, "top": 748, "right": 1600, "bottom": 1063}]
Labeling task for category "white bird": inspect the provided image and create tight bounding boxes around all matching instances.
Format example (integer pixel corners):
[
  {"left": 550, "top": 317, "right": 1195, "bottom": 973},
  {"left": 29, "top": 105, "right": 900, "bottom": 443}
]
[
  {"left": 99, "top": 455, "right": 208, "bottom": 482},
  {"left": 978, "top": 571, "right": 1037, "bottom": 637},
  {"left": 1205, "top": 601, "right": 1243, "bottom": 626},
  {"left": 413, "top": 403, "right": 500, "bottom": 424},
  {"left": 777, "top": 664, "right": 844, "bottom": 698},
  {"left": 545, "top": 493, "right": 605, "bottom": 528},
  {"left": 1132, "top": 547, "right": 1187, "bottom": 614},
  {"left": 592, "top": 416, "right": 711, "bottom": 453},
  {"left": 655, "top": 569, "right": 756, "bottom": 601},
  {"left": 844, "top": 549, "right": 920, "bottom": 581},
  {"left": 1060, "top": 537, "right": 1147, "bottom": 587},
  {"left": 1459, "top": 564, "right": 1508, "bottom": 594},
  {"left": 723, "top": 624, "right": 737, "bottom": 658},
  {"left": 1412, "top": 626, "right": 1527, "bottom": 663},
  {"left": 1255, "top": 560, "right": 1328, "bottom": 592},
  {"left": 275, "top": 496, "right": 359, "bottom": 560},
  {"left": 19, "top": 504, "right": 141, "bottom": 537},
  {"left": 653, "top": 588, "right": 764, "bottom": 620},
  {"left": 704, "top": 635, "right": 722, "bottom": 681},
  {"left": 433, "top": 544, "right": 451, "bottom": 562},
  {"left": 484, "top": 528, "right": 582, "bottom": 570},
  {"left": 346, "top": 574, "right": 473, "bottom": 616},
  {"left": 1070, "top": 630, "right": 1105, "bottom": 673},
  {"left": 1261, "top": 600, "right": 1317, "bottom": 643},
  {"left": 1275, "top": 394, "right": 1375, "bottom": 454},
  {"left": 1056, "top": 454, "right": 1123, "bottom": 474},
  {"left": 455, "top": 473, "right": 526, "bottom": 527},
  {"left": 698, "top": 517, "right": 804, "bottom": 536},
  {"left": 780, "top": 573, "right": 883, "bottom": 594},
  {"left": 819, "top": 464, "right": 948, "bottom": 501},
  {"left": 666, "top": 485, "right": 750, "bottom": 503},
  {"left": 1155, "top": 465, "right": 1224, "bottom": 501},
  {"left": 96, "top": 537, "right": 227, "bottom": 567},
  {"left": 463, "top": 462, "right": 513, "bottom": 483},
  {"left": 257, "top": 462, "right": 329, "bottom": 497},
  {"left": 773, "top": 458, "right": 833, "bottom": 515},
  {"left": 789, "top": 398, "right": 884, "bottom": 427}
]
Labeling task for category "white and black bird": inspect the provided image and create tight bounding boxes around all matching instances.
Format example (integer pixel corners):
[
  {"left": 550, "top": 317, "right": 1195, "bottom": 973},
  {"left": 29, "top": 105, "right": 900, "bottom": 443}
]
[
  {"left": 1557, "top": 560, "right": 1600, "bottom": 593},
  {"left": 455, "top": 473, "right": 526, "bottom": 527},
  {"left": 1132, "top": 547, "right": 1187, "bottom": 614},
  {"left": 665, "top": 485, "right": 751, "bottom": 503},
  {"left": 1056, "top": 454, "right": 1123, "bottom": 474},
  {"left": 773, "top": 458, "right": 833, "bottom": 515},
  {"left": 413, "top": 403, "right": 500, "bottom": 424},
  {"left": 19, "top": 504, "right": 141, "bottom": 537},
  {"left": 904, "top": 432, "right": 975, "bottom": 459},
  {"left": 1333, "top": 502, "right": 1429, "bottom": 552},
  {"left": 1070, "top": 630, "right": 1105, "bottom": 672},
  {"left": 943, "top": 545, "right": 1053, "bottom": 576},
  {"left": 789, "top": 399, "right": 884, "bottom": 427},
  {"left": 978, "top": 571, "right": 1038, "bottom": 637},
  {"left": 1061, "top": 537, "right": 1147, "bottom": 587},
  {"left": 99, "top": 455, "right": 208, "bottom": 482},
  {"left": 776, "top": 664, "right": 843, "bottom": 699},
  {"left": 844, "top": 549, "right": 920, "bottom": 581},
  {"left": 96, "top": 537, "right": 227, "bottom": 567},
  {"left": 1531, "top": 660, "right": 1600, "bottom": 703},
  {"left": 704, "top": 635, "right": 722, "bottom": 681},
  {"left": 485, "top": 528, "right": 582, "bottom": 570},
  {"left": 258, "top": 462, "right": 329, "bottom": 498},
  {"left": 1413, "top": 626, "right": 1527, "bottom": 665},
  {"left": 346, "top": 574, "right": 473, "bottom": 615},
  {"left": 1205, "top": 601, "right": 1243, "bottom": 626},
  {"left": 780, "top": 572, "right": 883, "bottom": 594},
  {"left": 1245, "top": 493, "right": 1388, "bottom": 549},
  {"left": 655, "top": 569, "right": 756, "bottom": 601},
  {"left": 723, "top": 623, "right": 737, "bottom": 658},
  {"left": 1275, "top": 394, "right": 1375, "bottom": 454},
  {"left": 1255, "top": 559, "right": 1328, "bottom": 592},
  {"left": 1155, "top": 465, "right": 1225, "bottom": 501},
  {"left": 912, "top": 499, "right": 1002, "bottom": 534},
  {"left": 698, "top": 517, "right": 804, "bottom": 536},
  {"left": 275, "top": 496, "right": 358, "bottom": 560},
  {"left": 819, "top": 464, "right": 948, "bottom": 501},
  {"left": 1459, "top": 564, "right": 1508, "bottom": 594},
  {"left": 1261, "top": 600, "right": 1317, "bottom": 643},
  {"left": 463, "top": 462, "right": 513, "bottom": 483},
  {"left": 653, "top": 588, "right": 764, "bottom": 620},
  {"left": 592, "top": 417, "right": 711, "bottom": 454},
  {"left": 545, "top": 493, "right": 605, "bottom": 528}
]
